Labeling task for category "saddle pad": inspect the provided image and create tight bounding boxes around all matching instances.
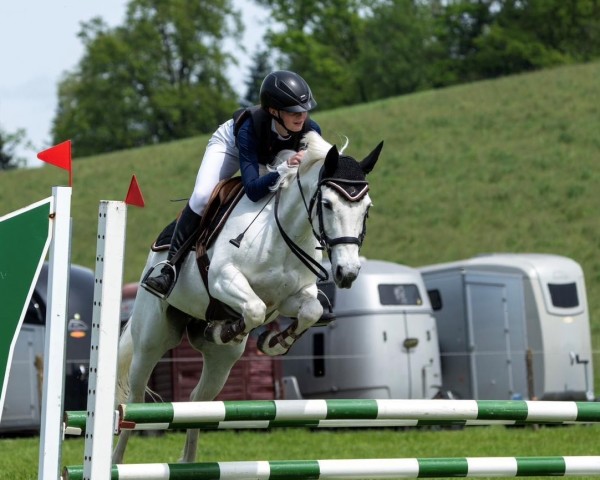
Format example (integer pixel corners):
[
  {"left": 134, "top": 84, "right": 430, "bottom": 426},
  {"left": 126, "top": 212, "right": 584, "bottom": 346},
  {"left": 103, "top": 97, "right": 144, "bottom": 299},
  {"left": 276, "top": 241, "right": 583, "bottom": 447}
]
[{"left": 151, "top": 219, "right": 177, "bottom": 251}]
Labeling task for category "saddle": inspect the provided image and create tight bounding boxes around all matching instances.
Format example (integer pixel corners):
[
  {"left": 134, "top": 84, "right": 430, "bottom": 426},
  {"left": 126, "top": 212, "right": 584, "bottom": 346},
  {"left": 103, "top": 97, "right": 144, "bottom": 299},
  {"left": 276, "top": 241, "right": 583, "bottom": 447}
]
[{"left": 151, "top": 177, "right": 245, "bottom": 320}]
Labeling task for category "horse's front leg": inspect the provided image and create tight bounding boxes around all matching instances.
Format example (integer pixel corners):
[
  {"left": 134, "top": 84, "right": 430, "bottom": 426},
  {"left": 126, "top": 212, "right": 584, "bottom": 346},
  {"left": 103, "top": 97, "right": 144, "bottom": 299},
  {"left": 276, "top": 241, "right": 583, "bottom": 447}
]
[
  {"left": 258, "top": 287, "right": 323, "bottom": 356},
  {"left": 204, "top": 265, "right": 267, "bottom": 345}
]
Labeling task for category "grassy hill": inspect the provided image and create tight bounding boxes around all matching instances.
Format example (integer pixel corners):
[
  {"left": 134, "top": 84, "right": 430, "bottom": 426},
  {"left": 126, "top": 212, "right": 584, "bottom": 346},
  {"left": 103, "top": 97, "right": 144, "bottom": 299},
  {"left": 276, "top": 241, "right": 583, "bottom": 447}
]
[{"left": 1, "top": 61, "right": 599, "bottom": 356}]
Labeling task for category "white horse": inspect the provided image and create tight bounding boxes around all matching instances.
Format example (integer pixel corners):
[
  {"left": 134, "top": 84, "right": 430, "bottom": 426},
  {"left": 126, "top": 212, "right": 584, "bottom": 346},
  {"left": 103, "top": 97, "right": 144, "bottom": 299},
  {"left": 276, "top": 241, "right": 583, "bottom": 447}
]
[{"left": 112, "top": 131, "right": 383, "bottom": 463}]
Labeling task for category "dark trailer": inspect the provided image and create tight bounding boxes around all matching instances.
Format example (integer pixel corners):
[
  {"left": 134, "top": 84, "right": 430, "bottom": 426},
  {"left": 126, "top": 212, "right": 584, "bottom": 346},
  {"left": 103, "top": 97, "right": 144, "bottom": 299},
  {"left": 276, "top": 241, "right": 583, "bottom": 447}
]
[{"left": 0, "top": 263, "right": 94, "bottom": 433}]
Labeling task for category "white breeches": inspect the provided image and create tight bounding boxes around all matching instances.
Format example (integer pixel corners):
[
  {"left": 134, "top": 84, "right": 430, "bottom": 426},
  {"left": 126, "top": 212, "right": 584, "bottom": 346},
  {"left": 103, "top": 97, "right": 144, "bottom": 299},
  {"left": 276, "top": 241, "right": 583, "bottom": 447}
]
[{"left": 189, "top": 120, "right": 240, "bottom": 215}]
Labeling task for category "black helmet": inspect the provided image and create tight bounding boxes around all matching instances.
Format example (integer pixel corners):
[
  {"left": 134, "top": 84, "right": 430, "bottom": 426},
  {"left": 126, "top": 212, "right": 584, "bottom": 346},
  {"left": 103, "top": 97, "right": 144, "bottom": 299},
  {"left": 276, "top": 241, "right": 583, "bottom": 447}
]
[{"left": 260, "top": 70, "right": 317, "bottom": 112}]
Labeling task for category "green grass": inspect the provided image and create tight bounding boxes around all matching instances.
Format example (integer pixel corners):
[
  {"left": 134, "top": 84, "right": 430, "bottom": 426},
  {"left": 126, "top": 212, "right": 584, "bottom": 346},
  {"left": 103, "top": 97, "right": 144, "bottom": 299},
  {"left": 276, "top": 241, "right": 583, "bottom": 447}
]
[
  {"left": 1, "top": 62, "right": 600, "bottom": 478},
  {"left": 1, "top": 425, "right": 600, "bottom": 479}
]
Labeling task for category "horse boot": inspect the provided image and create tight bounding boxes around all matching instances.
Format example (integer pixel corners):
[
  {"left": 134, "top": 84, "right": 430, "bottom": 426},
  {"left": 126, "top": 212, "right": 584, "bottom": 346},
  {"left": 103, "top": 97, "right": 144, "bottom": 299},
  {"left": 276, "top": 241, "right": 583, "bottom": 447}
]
[{"left": 141, "top": 203, "right": 202, "bottom": 299}]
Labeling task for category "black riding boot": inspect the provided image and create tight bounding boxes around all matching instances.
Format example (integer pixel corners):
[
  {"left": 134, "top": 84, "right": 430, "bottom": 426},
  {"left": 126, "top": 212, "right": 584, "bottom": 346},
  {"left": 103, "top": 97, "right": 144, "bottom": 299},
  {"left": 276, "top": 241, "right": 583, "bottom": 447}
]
[{"left": 142, "top": 203, "right": 202, "bottom": 298}]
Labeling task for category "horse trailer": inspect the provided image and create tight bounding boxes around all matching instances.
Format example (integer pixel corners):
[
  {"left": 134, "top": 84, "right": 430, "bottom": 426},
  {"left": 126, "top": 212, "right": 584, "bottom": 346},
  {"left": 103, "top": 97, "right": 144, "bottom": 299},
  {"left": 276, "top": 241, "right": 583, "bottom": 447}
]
[
  {"left": 419, "top": 253, "right": 594, "bottom": 401},
  {"left": 0, "top": 263, "right": 94, "bottom": 433},
  {"left": 282, "top": 258, "right": 442, "bottom": 400}
]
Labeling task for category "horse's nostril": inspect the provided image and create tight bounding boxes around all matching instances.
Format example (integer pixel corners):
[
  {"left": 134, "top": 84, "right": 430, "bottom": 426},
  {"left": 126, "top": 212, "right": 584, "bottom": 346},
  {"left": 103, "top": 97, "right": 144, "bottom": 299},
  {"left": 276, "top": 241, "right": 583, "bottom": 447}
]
[{"left": 335, "top": 265, "right": 359, "bottom": 288}]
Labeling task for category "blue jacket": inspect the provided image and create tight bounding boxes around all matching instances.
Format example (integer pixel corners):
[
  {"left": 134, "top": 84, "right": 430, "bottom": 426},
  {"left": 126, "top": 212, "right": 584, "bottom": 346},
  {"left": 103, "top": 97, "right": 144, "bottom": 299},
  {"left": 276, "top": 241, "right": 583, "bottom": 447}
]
[{"left": 234, "top": 107, "right": 321, "bottom": 201}]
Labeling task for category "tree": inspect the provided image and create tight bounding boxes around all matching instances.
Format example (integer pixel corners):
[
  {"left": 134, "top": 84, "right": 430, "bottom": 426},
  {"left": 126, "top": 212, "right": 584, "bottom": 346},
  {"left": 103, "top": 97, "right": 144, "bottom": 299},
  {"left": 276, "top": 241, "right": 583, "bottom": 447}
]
[
  {"left": 0, "top": 127, "right": 30, "bottom": 170},
  {"left": 427, "top": 0, "right": 600, "bottom": 85},
  {"left": 425, "top": 0, "right": 496, "bottom": 85},
  {"left": 355, "top": 0, "right": 434, "bottom": 101},
  {"left": 255, "top": 0, "right": 373, "bottom": 109},
  {"left": 475, "top": 0, "right": 600, "bottom": 73},
  {"left": 255, "top": 0, "right": 435, "bottom": 107},
  {"left": 243, "top": 49, "right": 273, "bottom": 106},
  {"left": 52, "top": 0, "right": 243, "bottom": 157}
]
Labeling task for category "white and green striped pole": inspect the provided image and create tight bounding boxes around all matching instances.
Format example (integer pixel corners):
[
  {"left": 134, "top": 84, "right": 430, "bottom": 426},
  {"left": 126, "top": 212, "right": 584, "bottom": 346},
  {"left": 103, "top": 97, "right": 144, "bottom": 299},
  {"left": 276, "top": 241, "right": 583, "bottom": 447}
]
[
  {"left": 64, "top": 399, "right": 600, "bottom": 435},
  {"left": 114, "top": 399, "right": 600, "bottom": 432},
  {"left": 63, "top": 456, "right": 600, "bottom": 479}
]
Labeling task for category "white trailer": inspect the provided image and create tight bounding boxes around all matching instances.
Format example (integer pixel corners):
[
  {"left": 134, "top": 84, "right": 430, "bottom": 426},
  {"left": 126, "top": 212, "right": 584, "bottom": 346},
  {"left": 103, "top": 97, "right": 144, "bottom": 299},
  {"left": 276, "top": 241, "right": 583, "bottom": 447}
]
[
  {"left": 282, "top": 258, "right": 442, "bottom": 400},
  {"left": 419, "top": 253, "right": 594, "bottom": 401}
]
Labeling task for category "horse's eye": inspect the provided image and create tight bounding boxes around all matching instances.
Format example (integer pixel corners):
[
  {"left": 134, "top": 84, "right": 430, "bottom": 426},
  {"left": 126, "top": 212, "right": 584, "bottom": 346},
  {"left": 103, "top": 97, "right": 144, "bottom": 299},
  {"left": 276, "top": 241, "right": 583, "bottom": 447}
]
[{"left": 322, "top": 199, "right": 333, "bottom": 210}]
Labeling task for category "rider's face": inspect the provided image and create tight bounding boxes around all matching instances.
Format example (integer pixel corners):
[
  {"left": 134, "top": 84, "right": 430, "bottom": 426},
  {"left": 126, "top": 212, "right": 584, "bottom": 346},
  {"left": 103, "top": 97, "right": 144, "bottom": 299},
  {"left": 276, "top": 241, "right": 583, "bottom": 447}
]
[{"left": 272, "top": 109, "right": 308, "bottom": 133}]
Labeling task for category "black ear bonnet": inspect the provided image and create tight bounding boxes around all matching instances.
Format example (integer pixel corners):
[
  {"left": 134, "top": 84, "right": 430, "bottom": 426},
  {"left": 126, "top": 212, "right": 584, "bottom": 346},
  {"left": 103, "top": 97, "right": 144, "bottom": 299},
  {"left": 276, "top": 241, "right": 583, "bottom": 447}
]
[{"left": 320, "top": 155, "right": 369, "bottom": 202}]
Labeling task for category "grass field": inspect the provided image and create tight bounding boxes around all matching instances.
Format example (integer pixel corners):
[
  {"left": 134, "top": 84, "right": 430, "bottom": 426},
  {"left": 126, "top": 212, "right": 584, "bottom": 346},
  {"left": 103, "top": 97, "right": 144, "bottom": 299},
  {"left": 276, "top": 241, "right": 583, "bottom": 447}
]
[
  {"left": 1, "top": 62, "right": 599, "bottom": 478},
  {"left": 1, "top": 425, "right": 600, "bottom": 479}
]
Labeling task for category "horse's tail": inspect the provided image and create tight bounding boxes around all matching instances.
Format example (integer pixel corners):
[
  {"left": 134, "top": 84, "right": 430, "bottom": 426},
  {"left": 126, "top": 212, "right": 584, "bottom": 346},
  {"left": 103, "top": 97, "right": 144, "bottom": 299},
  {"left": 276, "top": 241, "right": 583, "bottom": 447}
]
[{"left": 114, "top": 318, "right": 134, "bottom": 407}]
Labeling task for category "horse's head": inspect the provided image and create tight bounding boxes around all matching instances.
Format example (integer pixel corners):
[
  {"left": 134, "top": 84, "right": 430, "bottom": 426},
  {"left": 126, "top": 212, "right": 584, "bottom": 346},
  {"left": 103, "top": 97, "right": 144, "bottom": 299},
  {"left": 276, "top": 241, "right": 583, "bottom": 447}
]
[{"left": 310, "top": 137, "right": 384, "bottom": 288}]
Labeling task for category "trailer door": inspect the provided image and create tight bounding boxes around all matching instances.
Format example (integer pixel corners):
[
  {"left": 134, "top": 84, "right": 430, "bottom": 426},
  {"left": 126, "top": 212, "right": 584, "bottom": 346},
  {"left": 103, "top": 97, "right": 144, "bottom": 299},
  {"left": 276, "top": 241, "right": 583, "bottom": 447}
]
[
  {"left": 378, "top": 283, "right": 441, "bottom": 399},
  {"left": 465, "top": 274, "right": 527, "bottom": 399},
  {"left": 402, "top": 312, "right": 442, "bottom": 399}
]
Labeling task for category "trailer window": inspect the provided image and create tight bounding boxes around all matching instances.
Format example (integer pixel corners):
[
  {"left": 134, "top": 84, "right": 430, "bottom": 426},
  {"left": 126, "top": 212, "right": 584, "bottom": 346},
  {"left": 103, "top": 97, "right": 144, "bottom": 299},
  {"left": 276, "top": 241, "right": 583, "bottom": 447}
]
[
  {"left": 427, "top": 289, "right": 443, "bottom": 311},
  {"left": 548, "top": 283, "right": 579, "bottom": 308},
  {"left": 378, "top": 284, "right": 422, "bottom": 306}
]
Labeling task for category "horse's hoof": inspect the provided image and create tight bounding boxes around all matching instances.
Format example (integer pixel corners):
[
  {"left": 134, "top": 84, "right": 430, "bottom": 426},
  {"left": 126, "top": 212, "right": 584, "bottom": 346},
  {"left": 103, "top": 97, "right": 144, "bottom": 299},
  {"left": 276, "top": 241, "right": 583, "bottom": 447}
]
[
  {"left": 204, "top": 319, "right": 246, "bottom": 345},
  {"left": 203, "top": 322, "right": 224, "bottom": 345},
  {"left": 257, "top": 330, "right": 291, "bottom": 356}
]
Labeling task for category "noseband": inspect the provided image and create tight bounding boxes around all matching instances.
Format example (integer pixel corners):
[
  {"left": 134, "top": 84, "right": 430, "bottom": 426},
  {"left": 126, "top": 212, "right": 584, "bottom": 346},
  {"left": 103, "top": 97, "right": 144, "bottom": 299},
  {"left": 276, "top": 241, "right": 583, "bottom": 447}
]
[{"left": 274, "top": 161, "right": 370, "bottom": 281}]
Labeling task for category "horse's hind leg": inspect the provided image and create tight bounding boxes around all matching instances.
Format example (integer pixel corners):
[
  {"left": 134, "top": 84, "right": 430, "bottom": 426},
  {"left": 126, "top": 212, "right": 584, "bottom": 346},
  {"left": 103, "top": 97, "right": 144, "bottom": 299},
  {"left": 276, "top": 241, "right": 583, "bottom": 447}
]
[
  {"left": 179, "top": 325, "right": 248, "bottom": 463},
  {"left": 112, "top": 298, "right": 186, "bottom": 463}
]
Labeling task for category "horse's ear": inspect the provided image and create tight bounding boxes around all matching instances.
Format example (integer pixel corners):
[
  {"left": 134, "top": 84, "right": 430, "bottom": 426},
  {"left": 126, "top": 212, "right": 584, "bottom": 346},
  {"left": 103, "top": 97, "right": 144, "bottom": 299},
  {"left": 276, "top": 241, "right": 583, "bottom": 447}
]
[
  {"left": 323, "top": 145, "right": 339, "bottom": 178},
  {"left": 360, "top": 141, "right": 384, "bottom": 175}
]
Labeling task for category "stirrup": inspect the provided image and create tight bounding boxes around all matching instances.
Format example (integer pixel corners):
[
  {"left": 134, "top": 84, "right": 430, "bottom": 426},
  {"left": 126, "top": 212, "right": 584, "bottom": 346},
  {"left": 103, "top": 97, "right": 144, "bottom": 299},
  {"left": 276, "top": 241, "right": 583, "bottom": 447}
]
[{"left": 140, "top": 260, "right": 177, "bottom": 299}]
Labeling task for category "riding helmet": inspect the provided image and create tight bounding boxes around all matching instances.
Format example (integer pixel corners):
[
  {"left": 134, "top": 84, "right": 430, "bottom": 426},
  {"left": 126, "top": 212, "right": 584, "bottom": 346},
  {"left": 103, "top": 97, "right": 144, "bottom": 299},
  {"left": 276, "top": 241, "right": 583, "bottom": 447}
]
[{"left": 260, "top": 70, "right": 317, "bottom": 113}]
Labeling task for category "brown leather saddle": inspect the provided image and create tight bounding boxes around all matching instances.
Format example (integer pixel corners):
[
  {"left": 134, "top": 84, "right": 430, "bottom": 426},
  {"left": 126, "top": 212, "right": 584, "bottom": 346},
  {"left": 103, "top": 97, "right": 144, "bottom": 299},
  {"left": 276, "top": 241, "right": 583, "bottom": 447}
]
[{"left": 151, "top": 177, "right": 245, "bottom": 320}]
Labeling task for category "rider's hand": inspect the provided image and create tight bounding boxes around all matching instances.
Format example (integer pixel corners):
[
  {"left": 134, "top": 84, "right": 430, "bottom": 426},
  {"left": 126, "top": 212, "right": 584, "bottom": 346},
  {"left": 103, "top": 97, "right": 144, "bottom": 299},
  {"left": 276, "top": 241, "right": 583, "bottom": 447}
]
[{"left": 287, "top": 150, "right": 305, "bottom": 167}]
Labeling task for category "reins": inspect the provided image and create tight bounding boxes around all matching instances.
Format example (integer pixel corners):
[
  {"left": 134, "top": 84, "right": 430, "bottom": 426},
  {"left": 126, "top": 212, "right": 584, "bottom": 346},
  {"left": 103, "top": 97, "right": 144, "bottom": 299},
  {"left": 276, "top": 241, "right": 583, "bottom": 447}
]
[{"left": 274, "top": 187, "right": 330, "bottom": 281}]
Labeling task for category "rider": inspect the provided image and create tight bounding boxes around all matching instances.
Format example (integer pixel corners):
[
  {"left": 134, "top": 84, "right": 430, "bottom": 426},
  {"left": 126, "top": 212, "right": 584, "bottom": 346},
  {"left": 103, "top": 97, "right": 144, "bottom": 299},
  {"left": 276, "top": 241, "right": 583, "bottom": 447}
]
[{"left": 142, "top": 70, "right": 321, "bottom": 298}]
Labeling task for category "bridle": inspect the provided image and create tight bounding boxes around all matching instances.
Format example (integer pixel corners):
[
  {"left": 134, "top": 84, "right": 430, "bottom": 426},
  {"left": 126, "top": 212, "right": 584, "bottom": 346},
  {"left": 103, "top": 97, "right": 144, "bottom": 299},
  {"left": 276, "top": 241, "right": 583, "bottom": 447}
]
[{"left": 274, "top": 161, "right": 370, "bottom": 281}]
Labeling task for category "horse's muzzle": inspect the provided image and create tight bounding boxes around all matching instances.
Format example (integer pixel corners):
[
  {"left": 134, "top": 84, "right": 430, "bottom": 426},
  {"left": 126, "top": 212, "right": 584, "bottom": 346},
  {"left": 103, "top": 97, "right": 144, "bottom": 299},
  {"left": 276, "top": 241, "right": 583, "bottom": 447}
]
[{"left": 335, "top": 264, "right": 359, "bottom": 289}]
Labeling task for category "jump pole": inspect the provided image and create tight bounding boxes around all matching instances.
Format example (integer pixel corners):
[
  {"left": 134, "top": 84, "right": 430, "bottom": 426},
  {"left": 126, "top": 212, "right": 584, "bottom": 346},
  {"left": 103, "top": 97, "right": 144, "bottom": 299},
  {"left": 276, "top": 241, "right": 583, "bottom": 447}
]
[
  {"left": 63, "top": 397, "right": 600, "bottom": 435},
  {"left": 63, "top": 456, "right": 600, "bottom": 479},
  {"left": 109, "top": 398, "right": 600, "bottom": 431},
  {"left": 81, "top": 200, "right": 127, "bottom": 480}
]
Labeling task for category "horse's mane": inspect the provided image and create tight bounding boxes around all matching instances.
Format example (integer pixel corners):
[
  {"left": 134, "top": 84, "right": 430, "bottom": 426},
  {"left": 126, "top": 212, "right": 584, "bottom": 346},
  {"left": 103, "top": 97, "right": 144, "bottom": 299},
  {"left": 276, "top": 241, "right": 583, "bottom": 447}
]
[{"left": 270, "top": 132, "right": 349, "bottom": 191}]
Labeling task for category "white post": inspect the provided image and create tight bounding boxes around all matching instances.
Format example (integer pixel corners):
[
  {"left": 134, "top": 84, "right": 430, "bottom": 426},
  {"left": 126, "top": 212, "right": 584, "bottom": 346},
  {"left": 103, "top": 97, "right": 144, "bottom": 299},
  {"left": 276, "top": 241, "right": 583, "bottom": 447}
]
[
  {"left": 38, "top": 186, "right": 72, "bottom": 480},
  {"left": 83, "top": 201, "right": 127, "bottom": 479}
]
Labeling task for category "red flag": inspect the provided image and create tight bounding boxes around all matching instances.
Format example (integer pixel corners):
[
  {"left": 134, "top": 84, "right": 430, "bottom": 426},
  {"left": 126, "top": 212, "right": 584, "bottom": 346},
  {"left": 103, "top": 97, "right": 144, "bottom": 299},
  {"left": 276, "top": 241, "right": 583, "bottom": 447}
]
[
  {"left": 125, "top": 174, "right": 145, "bottom": 207},
  {"left": 37, "top": 141, "right": 72, "bottom": 186}
]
